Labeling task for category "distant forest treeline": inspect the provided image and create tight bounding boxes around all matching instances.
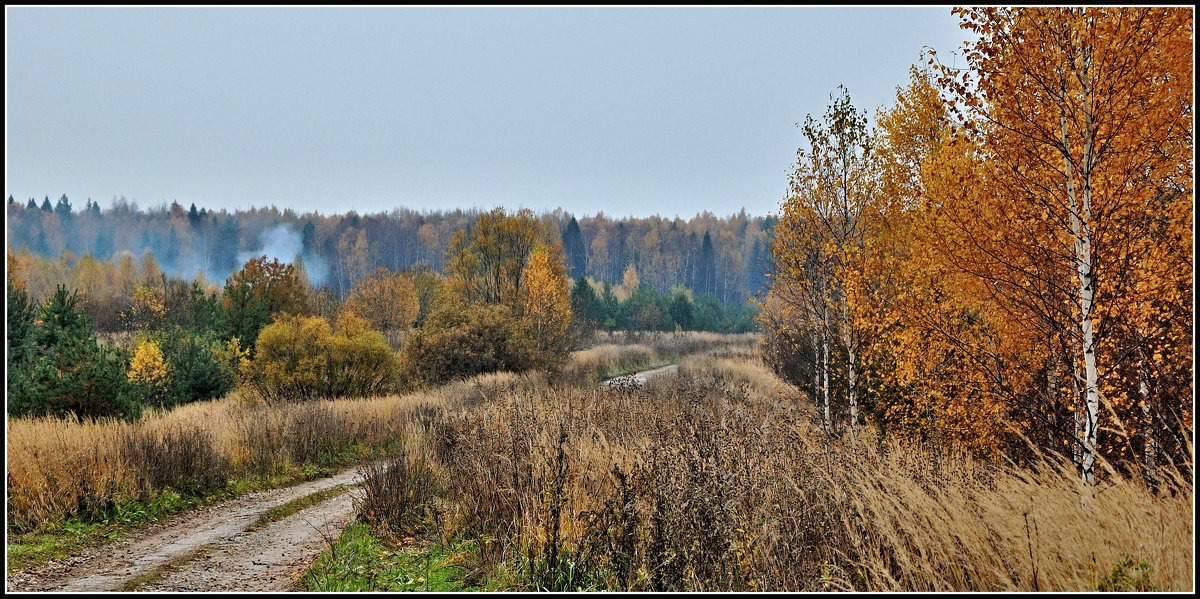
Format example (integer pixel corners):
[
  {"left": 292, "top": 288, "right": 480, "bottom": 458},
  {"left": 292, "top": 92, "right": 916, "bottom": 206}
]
[{"left": 5, "top": 195, "right": 775, "bottom": 307}]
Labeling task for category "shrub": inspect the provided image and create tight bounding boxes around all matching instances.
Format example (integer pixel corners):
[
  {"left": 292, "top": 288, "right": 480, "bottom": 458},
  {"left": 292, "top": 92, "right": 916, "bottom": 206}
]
[
  {"left": 251, "top": 314, "right": 330, "bottom": 401},
  {"left": 398, "top": 303, "right": 538, "bottom": 389},
  {"left": 357, "top": 453, "right": 441, "bottom": 537},
  {"left": 250, "top": 312, "right": 398, "bottom": 401},
  {"left": 325, "top": 312, "right": 398, "bottom": 398}
]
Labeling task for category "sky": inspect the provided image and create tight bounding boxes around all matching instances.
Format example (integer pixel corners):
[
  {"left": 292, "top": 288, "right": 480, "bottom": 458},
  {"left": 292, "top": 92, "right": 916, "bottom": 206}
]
[{"left": 5, "top": 6, "right": 972, "bottom": 220}]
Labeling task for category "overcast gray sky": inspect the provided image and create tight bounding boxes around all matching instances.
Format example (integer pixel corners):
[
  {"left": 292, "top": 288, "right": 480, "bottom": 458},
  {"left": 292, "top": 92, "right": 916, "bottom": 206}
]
[{"left": 5, "top": 6, "right": 971, "bottom": 219}]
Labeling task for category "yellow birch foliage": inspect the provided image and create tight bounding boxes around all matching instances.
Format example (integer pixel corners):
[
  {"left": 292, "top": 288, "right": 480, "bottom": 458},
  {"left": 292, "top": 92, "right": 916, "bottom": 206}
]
[
  {"left": 129, "top": 284, "right": 166, "bottom": 329},
  {"left": 930, "top": 7, "right": 1194, "bottom": 464},
  {"left": 128, "top": 338, "right": 169, "bottom": 407},
  {"left": 861, "top": 64, "right": 1015, "bottom": 455},
  {"left": 521, "top": 242, "right": 573, "bottom": 369},
  {"left": 220, "top": 336, "right": 252, "bottom": 383}
]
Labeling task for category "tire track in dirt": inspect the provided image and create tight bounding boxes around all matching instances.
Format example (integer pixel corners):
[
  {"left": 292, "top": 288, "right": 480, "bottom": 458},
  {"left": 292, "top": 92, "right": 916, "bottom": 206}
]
[{"left": 7, "top": 468, "right": 363, "bottom": 592}]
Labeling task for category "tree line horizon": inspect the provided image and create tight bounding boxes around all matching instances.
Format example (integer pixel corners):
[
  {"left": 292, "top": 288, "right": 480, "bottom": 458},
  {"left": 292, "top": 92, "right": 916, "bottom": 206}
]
[{"left": 5, "top": 195, "right": 774, "bottom": 307}]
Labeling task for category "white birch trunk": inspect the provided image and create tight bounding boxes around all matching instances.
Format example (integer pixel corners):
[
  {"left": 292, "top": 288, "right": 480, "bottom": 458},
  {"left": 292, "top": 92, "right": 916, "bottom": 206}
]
[
  {"left": 1062, "top": 43, "right": 1100, "bottom": 494},
  {"left": 813, "top": 328, "right": 827, "bottom": 434},
  {"left": 1135, "top": 313, "right": 1158, "bottom": 491},
  {"left": 822, "top": 311, "right": 832, "bottom": 436},
  {"left": 1138, "top": 350, "right": 1157, "bottom": 491},
  {"left": 843, "top": 304, "right": 858, "bottom": 442},
  {"left": 1071, "top": 364, "right": 1083, "bottom": 471}
]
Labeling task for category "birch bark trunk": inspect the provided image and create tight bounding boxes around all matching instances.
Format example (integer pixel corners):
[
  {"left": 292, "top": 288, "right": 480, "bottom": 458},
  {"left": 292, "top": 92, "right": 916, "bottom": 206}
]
[
  {"left": 1061, "top": 36, "right": 1100, "bottom": 495},
  {"left": 843, "top": 303, "right": 858, "bottom": 442},
  {"left": 813, "top": 328, "right": 827, "bottom": 435},
  {"left": 822, "top": 307, "right": 832, "bottom": 436},
  {"left": 1135, "top": 315, "right": 1158, "bottom": 492}
]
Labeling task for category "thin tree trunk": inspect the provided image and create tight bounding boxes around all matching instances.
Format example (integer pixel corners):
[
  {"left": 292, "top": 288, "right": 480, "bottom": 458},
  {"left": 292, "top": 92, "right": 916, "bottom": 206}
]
[
  {"left": 1071, "top": 364, "right": 1083, "bottom": 472},
  {"left": 813, "top": 327, "right": 826, "bottom": 434},
  {"left": 1135, "top": 319, "right": 1158, "bottom": 492},
  {"left": 843, "top": 303, "right": 858, "bottom": 442},
  {"left": 822, "top": 309, "right": 832, "bottom": 435},
  {"left": 1046, "top": 348, "right": 1060, "bottom": 449},
  {"left": 1138, "top": 350, "right": 1157, "bottom": 492}
]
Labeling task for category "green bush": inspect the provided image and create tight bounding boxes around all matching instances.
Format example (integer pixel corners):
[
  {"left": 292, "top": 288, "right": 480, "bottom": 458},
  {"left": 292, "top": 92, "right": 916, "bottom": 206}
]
[{"left": 398, "top": 303, "right": 538, "bottom": 389}]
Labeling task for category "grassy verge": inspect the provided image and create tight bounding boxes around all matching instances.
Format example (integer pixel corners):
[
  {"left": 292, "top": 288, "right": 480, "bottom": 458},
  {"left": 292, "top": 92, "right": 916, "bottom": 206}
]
[
  {"left": 7, "top": 489, "right": 207, "bottom": 575},
  {"left": 300, "top": 523, "right": 476, "bottom": 592}
]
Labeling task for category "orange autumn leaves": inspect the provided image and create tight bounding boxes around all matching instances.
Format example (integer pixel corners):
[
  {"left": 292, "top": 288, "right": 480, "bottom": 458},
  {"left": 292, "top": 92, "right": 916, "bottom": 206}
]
[{"left": 765, "top": 7, "right": 1192, "bottom": 471}]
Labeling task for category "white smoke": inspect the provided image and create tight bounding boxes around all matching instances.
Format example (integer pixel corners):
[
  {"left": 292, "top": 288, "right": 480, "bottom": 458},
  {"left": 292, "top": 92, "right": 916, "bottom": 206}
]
[{"left": 236, "top": 224, "right": 329, "bottom": 286}]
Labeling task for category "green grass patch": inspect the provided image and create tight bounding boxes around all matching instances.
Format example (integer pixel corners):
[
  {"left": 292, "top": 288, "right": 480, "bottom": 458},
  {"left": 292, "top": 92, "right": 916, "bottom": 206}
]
[
  {"left": 1095, "top": 557, "right": 1156, "bottom": 592},
  {"left": 300, "top": 523, "right": 476, "bottom": 592},
  {"left": 6, "top": 490, "right": 205, "bottom": 574},
  {"left": 246, "top": 485, "right": 352, "bottom": 533}
]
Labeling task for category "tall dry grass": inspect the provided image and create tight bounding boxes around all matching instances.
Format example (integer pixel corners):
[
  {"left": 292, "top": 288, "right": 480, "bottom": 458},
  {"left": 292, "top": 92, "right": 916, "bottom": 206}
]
[
  {"left": 10, "top": 333, "right": 1191, "bottom": 592},
  {"left": 830, "top": 439, "right": 1194, "bottom": 591},
  {"left": 6, "top": 381, "right": 489, "bottom": 533},
  {"left": 359, "top": 350, "right": 1192, "bottom": 592},
  {"left": 7, "top": 353, "right": 567, "bottom": 534}
]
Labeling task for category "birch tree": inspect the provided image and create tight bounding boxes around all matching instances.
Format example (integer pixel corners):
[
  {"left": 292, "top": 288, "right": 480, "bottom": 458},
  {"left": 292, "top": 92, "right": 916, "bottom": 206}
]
[
  {"left": 937, "top": 7, "right": 1193, "bottom": 490},
  {"left": 772, "top": 86, "right": 877, "bottom": 439}
]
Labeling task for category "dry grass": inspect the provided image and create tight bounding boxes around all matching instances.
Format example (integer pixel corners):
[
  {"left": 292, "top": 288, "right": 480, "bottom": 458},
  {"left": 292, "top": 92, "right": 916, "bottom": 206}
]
[
  {"left": 362, "top": 350, "right": 1193, "bottom": 592},
  {"left": 831, "top": 439, "right": 1194, "bottom": 592},
  {"left": 8, "top": 336, "right": 1192, "bottom": 592},
  {"left": 423, "top": 355, "right": 847, "bottom": 590},
  {"left": 6, "top": 383, "right": 465, "bottom": 533},
  {"left": 6, "top": 415, "right": 134, "bottom": 531}
]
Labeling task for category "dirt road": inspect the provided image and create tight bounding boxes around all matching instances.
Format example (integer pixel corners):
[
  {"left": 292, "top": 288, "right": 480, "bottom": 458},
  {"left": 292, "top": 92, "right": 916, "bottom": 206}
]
[
  {"left": 8, "top": 364, "right": 685, "bottom": 593},
  {"left": 601, "top": 363, "right": 679, "bottom": 389},
  {"left": 6, "top": 468, "right": 363, "bottom": 593}
]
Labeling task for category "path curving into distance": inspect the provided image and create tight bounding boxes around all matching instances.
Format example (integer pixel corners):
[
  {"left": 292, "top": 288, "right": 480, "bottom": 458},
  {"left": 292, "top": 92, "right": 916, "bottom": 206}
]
[{"left": 8, "top": 363, "right": 685, "bottom": 593}]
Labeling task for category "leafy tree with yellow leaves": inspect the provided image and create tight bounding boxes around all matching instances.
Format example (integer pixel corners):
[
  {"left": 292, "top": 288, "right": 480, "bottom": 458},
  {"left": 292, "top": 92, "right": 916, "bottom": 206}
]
[
  {"left": 128, "top": 338, "right": 169, "bottom": 409},
  {"left": 521, "top": 243, "right": 573, "bottom": 373},
  {"left": 934, "top": 6, "right": 1193, "bottom": 489}
]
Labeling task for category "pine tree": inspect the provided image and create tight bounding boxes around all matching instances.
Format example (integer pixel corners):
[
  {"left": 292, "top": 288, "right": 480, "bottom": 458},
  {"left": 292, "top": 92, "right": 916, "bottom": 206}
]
[{"left": 561, "top": 216, "right": 587, "bottom": 278}]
